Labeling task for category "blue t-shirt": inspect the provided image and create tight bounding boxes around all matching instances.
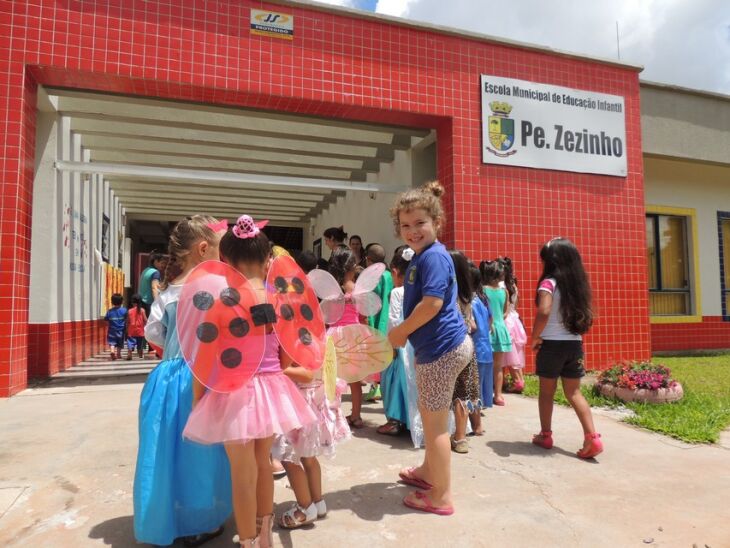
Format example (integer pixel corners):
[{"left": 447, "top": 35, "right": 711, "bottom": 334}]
[
  {"left": 105, "top": 306, "right": 128, "bottom": 338},
  {"left": 471, "top": 296, "right": 493, "bottom": 364},
  {"left": 139, "top": 267, "right": 161, "bottom": 305},
  {"left": 403, "top": 241, "right": 466, "bottom": 363}
]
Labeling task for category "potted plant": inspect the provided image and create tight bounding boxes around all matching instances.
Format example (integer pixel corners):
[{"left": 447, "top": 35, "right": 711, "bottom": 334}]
[{"left": 596, "top": 361, "right": 684, "bottom": 404}]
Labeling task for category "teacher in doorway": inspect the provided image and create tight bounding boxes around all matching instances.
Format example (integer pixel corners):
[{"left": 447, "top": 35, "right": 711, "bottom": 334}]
[{"left": 138, "top": 252, "right": 167, "bottom": 316}]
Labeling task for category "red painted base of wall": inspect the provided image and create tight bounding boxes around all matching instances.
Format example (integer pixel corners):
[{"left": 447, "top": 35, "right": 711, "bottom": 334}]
[
  {"left": 28, "top": 320, "right": 108, "bottom": 378},
  {"left": 651, "top": 317, "right": 730, "bottom": 352}
]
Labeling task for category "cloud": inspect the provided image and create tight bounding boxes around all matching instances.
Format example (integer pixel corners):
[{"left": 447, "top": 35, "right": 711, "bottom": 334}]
[{"left": 374, "top": 0, "right": 730, "bottom": 94}]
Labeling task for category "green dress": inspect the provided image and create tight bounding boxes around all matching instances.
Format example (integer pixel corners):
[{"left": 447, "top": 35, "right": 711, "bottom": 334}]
[
  {"left": 368, "top": 269, "right": 393, "bottom": 335},
  {"left": 484, "top": 287, "right": 512, "bottom": 352}
]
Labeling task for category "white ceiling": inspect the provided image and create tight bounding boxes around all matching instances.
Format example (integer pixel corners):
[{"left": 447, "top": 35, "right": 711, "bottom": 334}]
[{"left": 46, "top": 88, "right": 430, "bottom": 224}]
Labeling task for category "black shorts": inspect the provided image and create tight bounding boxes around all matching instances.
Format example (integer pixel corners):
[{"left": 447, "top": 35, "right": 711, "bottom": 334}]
[{"left": 536, "top": 340, "right": 585, "bottom": 379}]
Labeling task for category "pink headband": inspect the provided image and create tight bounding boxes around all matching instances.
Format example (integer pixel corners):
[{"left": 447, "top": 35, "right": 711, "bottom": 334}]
[
  {"left": 206, "top": 219, "right": 228, "bottom": 233},
  {"left": 233, "top": 215, "right": 269, "bottom": 239}
]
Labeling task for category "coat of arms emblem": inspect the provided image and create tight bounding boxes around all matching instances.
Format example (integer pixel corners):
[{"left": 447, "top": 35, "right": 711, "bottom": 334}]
[{"left": 486, "top": 101, "right": 517, "bottom": 158}]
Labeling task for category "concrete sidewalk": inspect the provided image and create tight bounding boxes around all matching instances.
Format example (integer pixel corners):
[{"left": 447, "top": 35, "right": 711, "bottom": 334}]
[{"left": 1, "top": 371, "right": 728, "bottom": 548}]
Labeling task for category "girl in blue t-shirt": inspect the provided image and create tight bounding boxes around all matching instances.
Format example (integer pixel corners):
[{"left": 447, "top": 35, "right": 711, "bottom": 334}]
[
  {"left": 470, "top": 263, "right": 494, "bottom": 410},
  {"left": 387, "top": 181, "right": 472, "bottom": 517}
]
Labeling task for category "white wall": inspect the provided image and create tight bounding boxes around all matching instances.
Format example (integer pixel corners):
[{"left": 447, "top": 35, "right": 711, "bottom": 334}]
[
  {"left": 29, "top": 112, "right": 125, "bottom": 323},
  {"left": 305, "top": 148, "right": 415, "bottom": 261},
  {"left": 644, "top": 156, "right": 730, "bottom": 317}
]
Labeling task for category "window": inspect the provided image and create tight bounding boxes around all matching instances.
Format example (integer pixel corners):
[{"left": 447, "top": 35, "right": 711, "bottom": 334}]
[
  {"left": 719, "top": 213, "right": 730, "bottom": 320},
  {"left": 645, "top": 212, "right": 692, "bottom": 316}
]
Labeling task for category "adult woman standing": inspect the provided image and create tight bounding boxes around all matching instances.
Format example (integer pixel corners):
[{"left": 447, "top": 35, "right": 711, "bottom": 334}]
[
  {"left": 323, "top": 227, "right": 348, "bottom": 257},
  {"left": 348, "top": 235, "right": 367, "bottom": 268}
]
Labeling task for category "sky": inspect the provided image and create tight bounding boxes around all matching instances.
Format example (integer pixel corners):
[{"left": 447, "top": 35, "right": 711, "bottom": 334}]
[{"left": 313, "top": 0, "right": 730, "bottom": 95}]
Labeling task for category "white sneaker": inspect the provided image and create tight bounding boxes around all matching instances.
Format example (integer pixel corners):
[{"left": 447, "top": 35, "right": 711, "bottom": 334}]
[{"left": 314, "top": 499, "right": 327, "bottom": 518}]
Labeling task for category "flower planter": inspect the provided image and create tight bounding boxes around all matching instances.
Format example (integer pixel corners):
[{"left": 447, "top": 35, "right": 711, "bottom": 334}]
[{"left": 598, "top": 383, "right": 684, "bottom": 404}]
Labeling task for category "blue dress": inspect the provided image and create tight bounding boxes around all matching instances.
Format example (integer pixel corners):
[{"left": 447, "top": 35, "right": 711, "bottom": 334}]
[
  {"left": 382, "top": 287, "right": 410, "bottom": 427},
  {"left": 133, "top": 284, "right": 232, "bottom": 546}
]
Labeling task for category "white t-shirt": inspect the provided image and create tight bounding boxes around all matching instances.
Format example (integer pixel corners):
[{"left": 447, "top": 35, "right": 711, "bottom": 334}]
[
  {"left": 387, "top": 286, "right": 404, "bottom": 332},
  {"left": 537, "top": 278, "right": 581, "bottom": 341}
]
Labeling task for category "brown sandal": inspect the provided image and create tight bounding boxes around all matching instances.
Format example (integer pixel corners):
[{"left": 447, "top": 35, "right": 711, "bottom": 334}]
[
  {"left": 347, "top": 415, "right": 364, "bottom": 429},
  {"left": 377, "top": 420, "right": 404, "bottom": 436}
]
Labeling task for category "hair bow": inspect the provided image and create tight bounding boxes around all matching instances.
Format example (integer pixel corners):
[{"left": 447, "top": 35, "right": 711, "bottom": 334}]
[
  {"left": 233, "top": 215, "right": 269, "bottom": 239},
  {"left": 206, "top": 219, "right": 228, "bottom": 233}
]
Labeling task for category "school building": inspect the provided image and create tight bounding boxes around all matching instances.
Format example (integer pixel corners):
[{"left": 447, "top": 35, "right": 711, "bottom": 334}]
[{"left": 1, "top": 1, "right": 728, "bottom": 396}]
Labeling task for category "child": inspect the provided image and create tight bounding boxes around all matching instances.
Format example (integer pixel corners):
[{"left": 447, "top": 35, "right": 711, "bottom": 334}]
[
  {"left": 364, "top": 242, "right": 393, "bottom": 402},
  {"left": 388, "top": 181, "right": 472, "bottom": 516},
  {"left": 480, "top": 260, "right": 512, "bottom": 406},
  {"left": 105, "top": 293, "right": 127, "bottom": 360},
  {"left": 182, "top": 215, "right": 318, "bottom": 547},
  {"left": 126, "top": 294, "right": 147, "bottom": 360},
  {"left": 274, "top": 363, "right": 350, "bottom": 529},
  {"left": 501, "top": 257, "right": 527, "bottom": 393},
  {"left": 377, "top": 245, "right": 413, "bottom": 436},
  {"left": 134, "top": 216, "right": 231, "bottom": 547},
  {"left": 328, "top": 246, "right": 368, "bottom": 429},
  {"left": 448, "top": 251, "right": 483, "bottom": 454},
  {"left": 531, "top": 237, "right": 603, "bottom": 459},
  {"left": 469, "top": 263, "right": 493, "bottom": 410}
]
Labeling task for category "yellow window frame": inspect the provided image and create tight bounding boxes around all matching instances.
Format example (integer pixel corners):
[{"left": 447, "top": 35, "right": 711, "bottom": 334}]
[{"left": 645, "top": 205, "right": 702, "bottom": 323}]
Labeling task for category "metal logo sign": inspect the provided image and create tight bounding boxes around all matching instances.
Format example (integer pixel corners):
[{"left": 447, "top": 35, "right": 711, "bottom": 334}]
[{"left": 250, "top": 9, "right": 294, "bottom": 40}]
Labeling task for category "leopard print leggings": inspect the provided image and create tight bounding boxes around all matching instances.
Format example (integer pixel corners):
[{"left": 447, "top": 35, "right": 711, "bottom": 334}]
[{"left": 415, "top": 336, "right": 473, "bottom": 412}]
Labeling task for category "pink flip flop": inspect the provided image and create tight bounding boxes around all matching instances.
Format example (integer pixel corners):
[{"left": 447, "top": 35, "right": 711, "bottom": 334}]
[
  {"left": 398, "top": 467, "right": 433, "bottom": 490},
  {"left": 403, "top": 490, "right": 454, "bottom": 516}
]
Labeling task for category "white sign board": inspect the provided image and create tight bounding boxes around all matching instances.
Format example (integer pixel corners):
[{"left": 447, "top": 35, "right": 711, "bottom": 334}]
[{"left": 481, "top": 75, "right": 627, "bottom": 177}]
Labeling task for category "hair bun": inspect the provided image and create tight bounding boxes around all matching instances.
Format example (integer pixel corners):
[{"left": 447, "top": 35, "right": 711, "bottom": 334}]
[{"left": 423, "top": 180, "right": 444, "bottom": 198}]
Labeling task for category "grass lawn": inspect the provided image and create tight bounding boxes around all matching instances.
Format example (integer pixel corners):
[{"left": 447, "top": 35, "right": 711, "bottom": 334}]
[{"left": 521, "top": 354, "right": 730, "bottom": 444}]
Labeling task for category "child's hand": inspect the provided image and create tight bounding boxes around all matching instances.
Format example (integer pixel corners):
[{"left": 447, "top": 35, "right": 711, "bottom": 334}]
[
  {"left": 388, "top": 325, "right": 408, "bottom": 348},
  {"left": 531, "top": 337, "right": 543, "bottom": 351}
]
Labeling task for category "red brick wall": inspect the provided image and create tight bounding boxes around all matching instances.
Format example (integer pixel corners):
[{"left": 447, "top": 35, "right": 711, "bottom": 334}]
[
  {"left": 0, "top": 0, "right": 649, "bottom": 394},
  {"left": 652, "top": 318, "right": 730, "bottom": 352},
  {"left": 27, "top": 320, "right": 107, "bottom": 379}
]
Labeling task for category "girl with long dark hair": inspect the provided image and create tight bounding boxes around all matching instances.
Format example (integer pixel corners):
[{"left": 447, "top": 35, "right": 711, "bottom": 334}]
[{"left": 530, "top": 238, "right": 603, "bottom": 459}]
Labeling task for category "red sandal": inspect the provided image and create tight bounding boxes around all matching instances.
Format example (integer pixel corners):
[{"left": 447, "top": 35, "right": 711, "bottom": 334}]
[
  {"left": 532, "top": 430, "right": 553, "bottom": 449},
  {"left": 403, "top": 490, "right": 453, "bottom": 516},
  {"left": 398, "top": 467, "right": 433, "bottom": 490},
  {"left": 577, "top": 432, "right": 603, "bottom": 459}
]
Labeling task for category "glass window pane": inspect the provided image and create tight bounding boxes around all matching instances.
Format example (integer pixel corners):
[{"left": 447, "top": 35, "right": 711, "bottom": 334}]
[
  {"left": 650, "top": 292, "right": 688, "bottom": 315},
  {"left": 658, "top": 216, "right": 688, "bottom": 290},
  {"left": 646, "top": 217, "right": 658, "bottom": 289}
]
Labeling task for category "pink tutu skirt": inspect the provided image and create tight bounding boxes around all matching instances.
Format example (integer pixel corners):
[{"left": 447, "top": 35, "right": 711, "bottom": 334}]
[
  {"left": 273, "top": 379, "right": 350, "bottom": 464},
  {"left": 503, "top": 310, "right": 527, "bottom": 369},
  {"left": 183, "top": 371, "right": 318, "bottom": 445}
]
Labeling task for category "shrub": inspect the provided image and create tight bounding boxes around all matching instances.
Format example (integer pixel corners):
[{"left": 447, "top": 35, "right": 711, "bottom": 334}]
[{"left": 596, "top": 360, "right": 677, "bottom": 391}]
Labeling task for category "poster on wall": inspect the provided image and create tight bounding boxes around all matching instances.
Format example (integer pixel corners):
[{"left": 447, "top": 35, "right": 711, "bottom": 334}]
[
  {"left": 101, "top": 214, "right": 110, "bottom": 263},
  {"left": 313, "top": 238, "right": 322, "bottom": 259},
  {"left": 481, "top": 75, "right": 627, "bottom": 177},
  {"left": 250, "top": 9, "right": 294, "bottom": 40}
]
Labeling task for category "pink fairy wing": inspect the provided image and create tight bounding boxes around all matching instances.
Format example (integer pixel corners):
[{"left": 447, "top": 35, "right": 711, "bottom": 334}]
[
  {"left": 352, "top": 291, "right": 382, "bottom": 318},
  {"left": 267, "top": 256, "right": 327, "bottom": 370},
  {"left": 351, "top": 263, "right": 385, "bottom": 316},
  {"left": 307, "top": 268, "right": 346, "bottom": 324},
  {"left": 329, "top": 324, "right": 394, "bottom": 383},
  {"left": 177, "top": 261, "right": 266, "bottom": 393}
]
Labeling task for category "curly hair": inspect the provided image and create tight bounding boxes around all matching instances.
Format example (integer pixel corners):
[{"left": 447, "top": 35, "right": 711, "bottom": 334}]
[{"left": 389, "top": 180, "right": 445, "bottom": 236}]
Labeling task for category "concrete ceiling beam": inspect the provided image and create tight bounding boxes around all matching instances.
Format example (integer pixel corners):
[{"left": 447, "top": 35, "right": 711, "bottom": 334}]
[{"left": 56, "top": 161, "right": 409, "bottom": 193}]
